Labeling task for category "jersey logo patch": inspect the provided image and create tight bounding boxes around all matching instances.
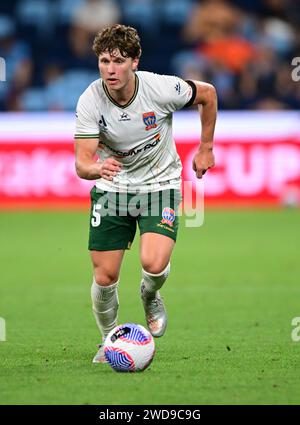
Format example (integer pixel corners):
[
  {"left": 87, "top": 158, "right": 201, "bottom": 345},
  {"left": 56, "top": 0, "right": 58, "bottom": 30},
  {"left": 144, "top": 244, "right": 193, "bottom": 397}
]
[
  {"left": 175, "top": 82, "right": 181, "bottom": 95},
  {"left": 161, "top": 207, "right": 175, "bottom": 227},
  {"left": 98, "top": 115, "right": 108, "bottom": 132},
  {"left": 143, "top": 112, "right": 157, "bottom": 131},
  {"left": 119, "top": 112, "right": 131, "bottom": 122}
]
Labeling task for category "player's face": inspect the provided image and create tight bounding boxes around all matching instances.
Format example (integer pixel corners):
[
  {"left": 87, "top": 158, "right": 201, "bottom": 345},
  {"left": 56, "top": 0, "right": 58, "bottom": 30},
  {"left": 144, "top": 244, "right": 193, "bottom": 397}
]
[{"left": 98, "top": 50, "right": 139, "bottom": 91}]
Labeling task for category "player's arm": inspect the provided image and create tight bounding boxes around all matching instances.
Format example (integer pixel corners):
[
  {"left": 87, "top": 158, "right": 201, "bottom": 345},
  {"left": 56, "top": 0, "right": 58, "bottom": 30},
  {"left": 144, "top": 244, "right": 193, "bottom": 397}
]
[
  {"left": 75, "top": 138, "right": 122, "bottom": 181},
  {"left": 187, "top": 80, "right": 217, "bottom": 179}
]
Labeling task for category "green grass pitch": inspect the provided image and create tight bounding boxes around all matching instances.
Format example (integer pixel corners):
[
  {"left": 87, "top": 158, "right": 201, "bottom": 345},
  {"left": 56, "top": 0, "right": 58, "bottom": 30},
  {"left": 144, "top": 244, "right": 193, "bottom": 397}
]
[{"left": 0, "top": 208, "right": 299, "bottom": 405}]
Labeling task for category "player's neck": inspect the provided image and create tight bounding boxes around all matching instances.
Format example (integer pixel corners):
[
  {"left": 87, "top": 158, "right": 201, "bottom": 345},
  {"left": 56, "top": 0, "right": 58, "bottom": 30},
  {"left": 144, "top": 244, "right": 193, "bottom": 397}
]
[{"left": 106, "top": 74, "right": 136, "bottom": 106}]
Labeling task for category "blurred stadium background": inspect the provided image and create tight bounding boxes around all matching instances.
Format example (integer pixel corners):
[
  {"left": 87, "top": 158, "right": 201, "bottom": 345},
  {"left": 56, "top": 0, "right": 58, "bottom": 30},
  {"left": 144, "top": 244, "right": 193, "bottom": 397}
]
[
  {"left": 0, "top": 0, "right": 299, "bottom": 208},
  {"left": 1, "top": 0, "right": 300, "bottom": 111},
  {"left": 0, "top": 0, "right": 300, "bottom": 405}
]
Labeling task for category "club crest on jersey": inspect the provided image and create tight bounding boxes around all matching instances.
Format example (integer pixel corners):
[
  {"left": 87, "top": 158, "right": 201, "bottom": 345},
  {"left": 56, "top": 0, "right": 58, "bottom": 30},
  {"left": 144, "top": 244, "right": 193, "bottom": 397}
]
[
  {"left": 143, "top": 112, "right": 157, "bottom": 131},
  {"left": 161, "top": 207, "right": 175, "bottom": 227}
]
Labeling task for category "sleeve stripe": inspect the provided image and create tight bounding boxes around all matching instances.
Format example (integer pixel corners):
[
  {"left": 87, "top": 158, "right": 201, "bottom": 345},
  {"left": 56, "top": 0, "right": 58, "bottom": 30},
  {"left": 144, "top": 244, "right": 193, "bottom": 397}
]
[
  {"left": 184, "top": 80, "right": 197, "bottom": 108},
  {"left": 74, "top": 134, "right": 99, "bottom": 139}
]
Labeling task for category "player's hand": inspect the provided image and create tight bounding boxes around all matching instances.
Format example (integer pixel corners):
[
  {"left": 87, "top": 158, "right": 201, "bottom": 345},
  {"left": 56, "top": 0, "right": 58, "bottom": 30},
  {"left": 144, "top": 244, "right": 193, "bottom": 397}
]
[
  {"left": 192, "top": 146, "right": 215, "bottom": 179},
  {"left": 98, "top": 158, "right": 122, "bottom": 181}
]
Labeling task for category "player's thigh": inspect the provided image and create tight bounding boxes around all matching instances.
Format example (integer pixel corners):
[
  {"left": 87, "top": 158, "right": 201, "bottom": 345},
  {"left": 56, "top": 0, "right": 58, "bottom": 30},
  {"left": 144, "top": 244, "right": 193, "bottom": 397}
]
[
  {"left": 90, "top": 249, "right": 125, "bottom": 285},
  {"left": 138, "top": 188, "right": 180, "bottom": 273},
  {"left": 89, "top": 187, "right": 137, "bottom": 251},
  {"left": 89, "top": 187, "right": 136, "bottom": 284},
  {"left": 140, "top": 232, "right": 175, "bottom": 274}
]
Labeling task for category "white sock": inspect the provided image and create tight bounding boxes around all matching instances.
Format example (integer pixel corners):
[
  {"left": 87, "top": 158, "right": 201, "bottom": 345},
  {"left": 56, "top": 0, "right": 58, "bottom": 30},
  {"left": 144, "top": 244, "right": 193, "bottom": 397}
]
[
  {"left": 141, "top": 263, "right": 170, "bottom": 299},
  {"left": 91, "top": 278, "right": 119, "bottom": 341}
]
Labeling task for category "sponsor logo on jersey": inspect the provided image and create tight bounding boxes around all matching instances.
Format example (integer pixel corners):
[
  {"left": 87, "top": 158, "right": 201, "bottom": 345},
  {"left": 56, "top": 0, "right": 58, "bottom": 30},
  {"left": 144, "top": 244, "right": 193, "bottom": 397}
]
[
  {"left": 98, "top": 115, "right": 108, "bottom": 132},
  {"left": 119, "top": 112, "right": 131, "bottom": 122},
  {"left": 143, "top": 111, "right": 157, "bottom": 130},
  {"left": 175, "top": 82, "right": 181, "bottom": 95},
  {"left": 100, "top": 133, "right": 161, "bottom": 158},
  {"left": 161, "top": 207, "right": 175, "bottom": 227}
]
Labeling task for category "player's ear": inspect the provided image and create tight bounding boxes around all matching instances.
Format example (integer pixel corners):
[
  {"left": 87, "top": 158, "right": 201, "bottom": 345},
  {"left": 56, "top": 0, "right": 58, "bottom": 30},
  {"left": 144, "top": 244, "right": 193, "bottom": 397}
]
[{"left": 132, "top": 57, "right": 139, "bottom": 72}]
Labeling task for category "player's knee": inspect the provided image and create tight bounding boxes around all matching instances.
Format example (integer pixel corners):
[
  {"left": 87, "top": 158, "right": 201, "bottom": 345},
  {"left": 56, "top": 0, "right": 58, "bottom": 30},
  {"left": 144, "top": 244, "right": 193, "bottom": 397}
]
[
  {"left": 142, "top": 259, "right": 169, "bottom": 275},
  {"left": 94, "top": 269, "right": 119, "bottom": 286}
]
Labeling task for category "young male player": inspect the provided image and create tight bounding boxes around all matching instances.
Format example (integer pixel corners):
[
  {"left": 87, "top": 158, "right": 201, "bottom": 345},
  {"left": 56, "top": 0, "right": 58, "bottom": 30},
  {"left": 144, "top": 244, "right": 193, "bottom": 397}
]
[{"left": 74, "top": 24, "right": 217, "bottom": 363}]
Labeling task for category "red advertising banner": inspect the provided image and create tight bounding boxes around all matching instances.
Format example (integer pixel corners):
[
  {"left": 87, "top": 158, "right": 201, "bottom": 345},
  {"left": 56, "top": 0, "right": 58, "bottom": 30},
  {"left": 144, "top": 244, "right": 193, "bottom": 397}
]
[
  {"left": 0, "top": 112, "right": 299, "bottom": 208},
  {"left": 181, "top": 139, "right": 300, "bottom": 207}
]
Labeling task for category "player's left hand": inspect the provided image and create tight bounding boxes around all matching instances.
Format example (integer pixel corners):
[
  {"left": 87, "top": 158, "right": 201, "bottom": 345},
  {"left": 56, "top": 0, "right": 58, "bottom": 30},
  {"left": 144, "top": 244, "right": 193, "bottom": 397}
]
[{"left": 192, "top": 147, "right": 215, "bottom": 179}]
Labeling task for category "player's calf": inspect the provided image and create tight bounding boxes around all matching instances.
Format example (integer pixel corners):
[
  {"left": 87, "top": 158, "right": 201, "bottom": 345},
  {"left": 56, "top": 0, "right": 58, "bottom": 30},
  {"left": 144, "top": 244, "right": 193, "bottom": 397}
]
[
  {"left": 91, "top": 278, "right": 119, "bottom": 363},
  {"left": 140, "top": 263, "right": 170, "bottom": 337}
]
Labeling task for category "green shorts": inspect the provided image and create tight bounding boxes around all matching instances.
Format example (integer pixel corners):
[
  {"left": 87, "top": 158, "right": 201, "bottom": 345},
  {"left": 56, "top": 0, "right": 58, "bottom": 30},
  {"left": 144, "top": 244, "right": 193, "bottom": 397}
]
[{"left": 89, "top": 186, "right": 182, "bottom": 251}]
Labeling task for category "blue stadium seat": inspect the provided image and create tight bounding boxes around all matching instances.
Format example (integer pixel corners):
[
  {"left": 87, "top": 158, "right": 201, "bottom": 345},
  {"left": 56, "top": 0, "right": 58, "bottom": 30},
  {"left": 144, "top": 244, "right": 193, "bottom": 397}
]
[
  {"left": 16, "top": 0, "right": 56, "bottom": 37},
  {"left": 20, "top": 87, "right": 47, "bottom": 111},
  {"left": 55, "top": 0, "right": 84, "bottom": 25},
  {"left": 45, "top": 69, "right": 99, "bottom": 110}
]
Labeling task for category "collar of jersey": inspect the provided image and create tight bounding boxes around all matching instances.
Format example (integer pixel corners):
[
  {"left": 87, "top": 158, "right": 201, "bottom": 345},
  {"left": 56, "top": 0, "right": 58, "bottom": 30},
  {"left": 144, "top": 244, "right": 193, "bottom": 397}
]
[{"left": 102, "top": 74, "right": 139, "bottom": 109}]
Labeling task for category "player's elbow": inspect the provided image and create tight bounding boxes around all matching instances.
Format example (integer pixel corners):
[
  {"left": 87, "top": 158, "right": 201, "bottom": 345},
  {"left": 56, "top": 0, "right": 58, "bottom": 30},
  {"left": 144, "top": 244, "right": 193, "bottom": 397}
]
[
  {"left": 75, "top": 160, "right": 86, "bottom": 179},
  {"left": 203, "top": 83, "right": 217, "bottom": 105},
  {"left": 208, "top": 83, "right": 217, "bottom": 99},
  {"left": 196, "top": 82, "right": 217, "bottom": 106}
]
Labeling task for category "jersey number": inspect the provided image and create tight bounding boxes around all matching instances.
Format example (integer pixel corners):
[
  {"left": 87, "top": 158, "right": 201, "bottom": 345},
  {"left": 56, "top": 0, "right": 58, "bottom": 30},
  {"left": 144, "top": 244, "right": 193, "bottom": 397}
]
[{"left": 91, "top": 204, "right": 101, "bottom": 227}]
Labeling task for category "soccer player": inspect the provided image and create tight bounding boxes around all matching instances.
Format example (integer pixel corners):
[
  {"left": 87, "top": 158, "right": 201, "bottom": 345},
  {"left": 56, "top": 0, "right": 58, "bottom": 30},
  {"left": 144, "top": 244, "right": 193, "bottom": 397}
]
[{"left": 74, "top": 24, "right": 217, "bottom": 363}]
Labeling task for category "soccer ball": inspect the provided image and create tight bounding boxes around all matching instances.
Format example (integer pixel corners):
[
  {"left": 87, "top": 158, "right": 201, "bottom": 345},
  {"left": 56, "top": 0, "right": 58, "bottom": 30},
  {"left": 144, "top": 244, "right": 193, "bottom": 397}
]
[{"left": 104, "top": 323, "right": 155, "bottom": 372}]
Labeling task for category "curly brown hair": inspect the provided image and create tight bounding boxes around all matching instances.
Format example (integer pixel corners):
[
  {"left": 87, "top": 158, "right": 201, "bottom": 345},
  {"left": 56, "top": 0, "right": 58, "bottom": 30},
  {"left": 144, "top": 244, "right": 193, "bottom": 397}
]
[{"left": 92, "top": 24, "right": 142, "bottom": 59}]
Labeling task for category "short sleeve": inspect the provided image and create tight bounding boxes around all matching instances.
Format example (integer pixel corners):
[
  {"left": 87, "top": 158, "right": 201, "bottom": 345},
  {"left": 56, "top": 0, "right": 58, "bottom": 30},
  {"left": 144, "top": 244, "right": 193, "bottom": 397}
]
[
  {"left": 156, "top": 75, "right": 195, "bottom": 113},
  {"left": 74, "top": 89, "right": 99, "bottom": 139}
]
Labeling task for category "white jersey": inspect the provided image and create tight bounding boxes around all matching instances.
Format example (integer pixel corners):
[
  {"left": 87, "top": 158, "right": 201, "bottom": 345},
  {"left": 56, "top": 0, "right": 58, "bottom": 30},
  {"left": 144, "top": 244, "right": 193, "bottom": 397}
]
[{"left": 75, "top": 71, "right": 194, "bottom": 193}]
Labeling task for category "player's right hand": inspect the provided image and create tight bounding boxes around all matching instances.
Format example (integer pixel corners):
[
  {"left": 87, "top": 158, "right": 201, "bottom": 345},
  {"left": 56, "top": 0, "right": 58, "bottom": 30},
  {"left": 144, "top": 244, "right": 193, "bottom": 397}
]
[{"left": 99, "top": 158, "right": 122, "bottom": 181}]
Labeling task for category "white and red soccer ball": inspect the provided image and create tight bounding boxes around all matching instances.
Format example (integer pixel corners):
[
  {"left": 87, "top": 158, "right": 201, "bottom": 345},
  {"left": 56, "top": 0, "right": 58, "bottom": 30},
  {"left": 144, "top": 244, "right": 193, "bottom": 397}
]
[{"left": 104, "top": 323, "right": 155, "bottom": 372}]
